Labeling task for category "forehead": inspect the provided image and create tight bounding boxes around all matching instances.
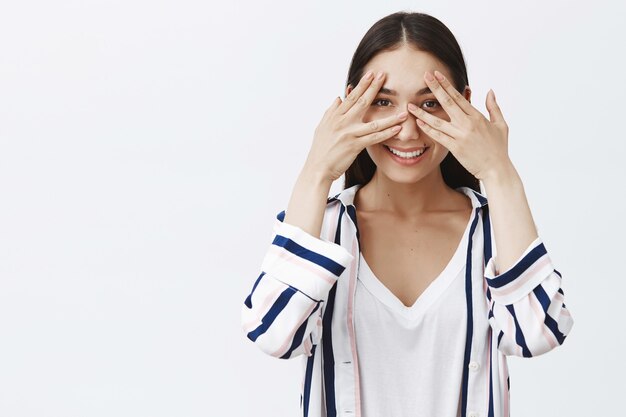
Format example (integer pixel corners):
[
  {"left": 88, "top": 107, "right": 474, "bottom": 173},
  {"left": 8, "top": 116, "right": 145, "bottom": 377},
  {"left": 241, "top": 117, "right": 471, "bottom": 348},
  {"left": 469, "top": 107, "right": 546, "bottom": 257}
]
[{"left": 363, "top": 46, "right": 452, "bottom": 89}]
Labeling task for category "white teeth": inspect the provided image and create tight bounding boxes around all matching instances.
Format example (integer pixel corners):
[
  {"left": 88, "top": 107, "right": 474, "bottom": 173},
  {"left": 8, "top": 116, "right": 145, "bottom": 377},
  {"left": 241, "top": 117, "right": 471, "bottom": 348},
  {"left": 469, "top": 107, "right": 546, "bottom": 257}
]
[{"left": 386, "top": 146, "right": 426, "bottom": 158}]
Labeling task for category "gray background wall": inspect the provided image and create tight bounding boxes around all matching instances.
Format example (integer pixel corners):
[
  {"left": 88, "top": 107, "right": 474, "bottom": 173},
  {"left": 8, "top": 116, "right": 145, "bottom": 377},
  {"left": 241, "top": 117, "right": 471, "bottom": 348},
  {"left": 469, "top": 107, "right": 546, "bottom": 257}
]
[{"left": 0, "top": 0, "right": 622, "bottom": 415}]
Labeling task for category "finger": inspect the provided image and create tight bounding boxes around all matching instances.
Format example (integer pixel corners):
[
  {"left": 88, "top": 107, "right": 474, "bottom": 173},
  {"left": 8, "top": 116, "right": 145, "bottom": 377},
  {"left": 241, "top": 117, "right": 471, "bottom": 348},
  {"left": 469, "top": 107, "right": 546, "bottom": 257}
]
[
  {"left": 342, "top": 70, "right": 386, "bottom": 120},
  {"left": 351, "top": 111, "right": 407, "bottom": 138},
  {"left": 432, "top": 70, "right": 479, "bottom": 117},
  {"left": 415, "top": 117, "right": 456, "bottom": 151},
  {"left": 408, "top": 103, "right": 461, "bottom": 138},
  {"left": 361, "top": 124, "right": 403, "bottom": 147},
  {"left": 486, "top": 89, "right": 505, "bottom": 123},
  {"left": 336, "top": 70, "right": 376, "bottom": 115},
  {"left": 423, "top": 71, "right": 467, "bottom": 121},
  {"left": 322, "top": 96, "right": 342, "bottom": 121}
]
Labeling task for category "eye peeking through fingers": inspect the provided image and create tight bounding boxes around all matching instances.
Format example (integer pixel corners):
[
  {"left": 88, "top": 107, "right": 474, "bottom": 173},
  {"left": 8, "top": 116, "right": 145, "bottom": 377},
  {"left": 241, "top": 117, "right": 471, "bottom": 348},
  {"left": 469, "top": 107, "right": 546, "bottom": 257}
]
[
  {"left": 372, "top": 98, "right": 441, "bottom": 111},
  {"left": 422, "top": 100, "right": 441, "bottom": 110},
  {"left": 372, "top": 98, "right": 392, "bottom": 107}
]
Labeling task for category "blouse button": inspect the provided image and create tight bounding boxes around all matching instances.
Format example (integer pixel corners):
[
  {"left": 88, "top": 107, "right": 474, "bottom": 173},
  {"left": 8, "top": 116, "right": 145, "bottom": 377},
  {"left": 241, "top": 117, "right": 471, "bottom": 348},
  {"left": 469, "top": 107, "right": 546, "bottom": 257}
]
[
  {"left": 468, "top": 361, "right": 480, "bottom": 371},
  {"left": 468, "top": 412, "right": 479, "bottom": 417}
]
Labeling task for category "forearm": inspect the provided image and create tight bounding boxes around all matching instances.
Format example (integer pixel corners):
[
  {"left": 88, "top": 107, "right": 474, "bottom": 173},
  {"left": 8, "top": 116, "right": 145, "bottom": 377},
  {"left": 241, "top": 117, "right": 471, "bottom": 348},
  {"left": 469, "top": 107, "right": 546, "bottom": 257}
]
[
  {"left": 283, "top": 167, "right": 333, "bottom": 239},
  {"left": 481, "top": 161, "right": 540, "bottom": 274}
]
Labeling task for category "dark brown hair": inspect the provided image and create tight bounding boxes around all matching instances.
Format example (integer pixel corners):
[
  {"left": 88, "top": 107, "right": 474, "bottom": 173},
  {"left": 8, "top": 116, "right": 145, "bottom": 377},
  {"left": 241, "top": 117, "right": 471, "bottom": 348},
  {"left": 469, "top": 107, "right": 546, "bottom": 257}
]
[{"left": 343, "top": 11, "right": 480, "bottom": 192}]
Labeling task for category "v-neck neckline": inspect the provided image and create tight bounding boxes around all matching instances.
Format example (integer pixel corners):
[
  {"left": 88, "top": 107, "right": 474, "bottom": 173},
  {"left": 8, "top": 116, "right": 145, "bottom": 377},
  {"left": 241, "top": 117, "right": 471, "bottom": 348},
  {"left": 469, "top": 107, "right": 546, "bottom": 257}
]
[{"left": 357, "top": 205, "right": 475, "bottom": 321}]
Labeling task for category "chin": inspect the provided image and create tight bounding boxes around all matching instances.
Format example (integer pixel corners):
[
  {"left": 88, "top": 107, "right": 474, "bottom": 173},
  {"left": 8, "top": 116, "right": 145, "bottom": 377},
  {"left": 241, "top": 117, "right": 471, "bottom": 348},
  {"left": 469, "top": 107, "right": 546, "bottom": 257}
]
[{"left": 377, "top": 168, "right": 431, "bottom": 184}]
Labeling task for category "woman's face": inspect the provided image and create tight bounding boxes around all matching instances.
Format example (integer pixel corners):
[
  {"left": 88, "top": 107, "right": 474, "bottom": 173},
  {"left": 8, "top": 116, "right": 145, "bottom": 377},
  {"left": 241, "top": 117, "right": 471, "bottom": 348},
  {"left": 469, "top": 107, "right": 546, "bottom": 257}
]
[{"left": 346, "top": 45, "right": 471, "bottom": 185}]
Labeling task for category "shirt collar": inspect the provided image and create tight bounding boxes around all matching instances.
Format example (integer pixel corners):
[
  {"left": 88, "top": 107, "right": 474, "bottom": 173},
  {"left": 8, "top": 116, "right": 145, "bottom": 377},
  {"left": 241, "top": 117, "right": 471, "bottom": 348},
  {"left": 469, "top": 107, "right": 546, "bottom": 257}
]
[{"left": 328, "top": 183, "right": 488, "bottom": 209}]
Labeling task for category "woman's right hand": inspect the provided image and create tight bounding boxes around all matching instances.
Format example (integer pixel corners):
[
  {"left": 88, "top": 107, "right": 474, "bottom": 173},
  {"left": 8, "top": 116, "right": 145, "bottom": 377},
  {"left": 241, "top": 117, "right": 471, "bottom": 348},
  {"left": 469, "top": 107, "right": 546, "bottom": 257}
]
[{"left": 303, "top": 70, "right": 408, "bottom": 182}]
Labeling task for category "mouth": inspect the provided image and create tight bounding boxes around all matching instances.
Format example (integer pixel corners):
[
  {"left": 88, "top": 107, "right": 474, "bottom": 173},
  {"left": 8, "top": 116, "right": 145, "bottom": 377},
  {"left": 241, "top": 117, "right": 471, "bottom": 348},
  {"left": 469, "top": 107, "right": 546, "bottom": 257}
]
[{"left": 383, "top": 144, "right": 429, "bottom": 160}]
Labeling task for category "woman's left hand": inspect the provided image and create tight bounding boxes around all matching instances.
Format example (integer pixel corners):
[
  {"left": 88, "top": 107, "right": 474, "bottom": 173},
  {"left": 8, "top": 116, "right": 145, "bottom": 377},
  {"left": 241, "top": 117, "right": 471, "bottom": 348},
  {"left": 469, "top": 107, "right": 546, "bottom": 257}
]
[{"left": 407, "top": 70, "right": 512, "bottom": 181}]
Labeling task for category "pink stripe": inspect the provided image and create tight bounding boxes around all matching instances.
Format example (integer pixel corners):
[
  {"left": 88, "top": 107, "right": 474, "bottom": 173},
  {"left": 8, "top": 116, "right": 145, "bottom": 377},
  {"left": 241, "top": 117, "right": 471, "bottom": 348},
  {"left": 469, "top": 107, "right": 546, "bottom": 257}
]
[
  {"left": 553, "top": 291, "right": 565, "bottom": 307},
  {"left": 529, "top": 291, "right": 559, "bottom": 350},
  {"left": 268, "top": 245, "right": 336, "bottom": 285},
  {"left": 272, "top": 301, "right": 318, "bottom": 357},
  {"left": 304, "top": 335, "right": 312, "bottom": 356},
  {"left": 347, "top": 236, "right": 362, "bottom": 417},
  {"left": 489, "top": 255, "right": 552, "bottom": 298},
  {"left": 242, "top": 284, "right": 284, "bottom": 333},
  {"left": 504, "top": 310, "right": 522, "bottom": 356}
]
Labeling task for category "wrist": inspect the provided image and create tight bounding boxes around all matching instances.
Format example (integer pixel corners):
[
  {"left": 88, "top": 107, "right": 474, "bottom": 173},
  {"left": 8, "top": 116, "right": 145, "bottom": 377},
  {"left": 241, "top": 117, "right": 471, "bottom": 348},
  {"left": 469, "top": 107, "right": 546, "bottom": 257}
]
[
  {"left": 480, "top": 160, "right": 520, "bottom": 189},
  {"left": 300, "top": 165, "right": 334, "bottom": 189}
]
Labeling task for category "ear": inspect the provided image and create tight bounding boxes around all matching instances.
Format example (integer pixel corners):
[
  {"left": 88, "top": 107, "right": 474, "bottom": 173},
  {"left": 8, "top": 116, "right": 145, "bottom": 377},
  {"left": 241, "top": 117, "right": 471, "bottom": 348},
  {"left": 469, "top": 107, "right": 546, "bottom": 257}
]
[{"left": 462, "top": 86, "right": 472, "bottom": 103}]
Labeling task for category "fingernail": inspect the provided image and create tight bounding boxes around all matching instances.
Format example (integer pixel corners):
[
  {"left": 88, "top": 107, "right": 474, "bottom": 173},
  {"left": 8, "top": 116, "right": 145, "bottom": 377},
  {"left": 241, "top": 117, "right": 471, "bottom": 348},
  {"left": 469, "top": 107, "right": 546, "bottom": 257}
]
[
  {"left": 377, "top": 71, "right": 384, "bottom": 80},
  {"left": 408, "top": 103, "right": 417, "bottom": 112},
  {"left": 434, "top": 70, "right": 445, "bottom": 81},
  {"left": 424, "top": 72, "right": 434, "bottom": 81},
  {"left": 364, "top": 71, "right": 373, "bottom": 80},
  {"left": 397, "top": 111, "right": 407, "bottom": 119}
]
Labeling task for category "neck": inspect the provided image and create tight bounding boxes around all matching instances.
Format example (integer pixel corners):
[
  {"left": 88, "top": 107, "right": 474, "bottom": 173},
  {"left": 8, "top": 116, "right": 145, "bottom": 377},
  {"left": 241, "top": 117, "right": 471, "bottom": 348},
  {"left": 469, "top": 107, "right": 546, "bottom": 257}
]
[{"left": 355, "top": 167, "right": 459, "bottom": 217}]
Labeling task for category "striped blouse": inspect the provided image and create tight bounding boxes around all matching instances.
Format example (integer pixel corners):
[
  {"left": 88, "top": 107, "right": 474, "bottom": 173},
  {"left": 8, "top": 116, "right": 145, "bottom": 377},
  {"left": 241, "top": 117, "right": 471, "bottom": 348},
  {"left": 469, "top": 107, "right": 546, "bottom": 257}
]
[{"left": 241, "top": 183, "right": 574, "bottom": 417}]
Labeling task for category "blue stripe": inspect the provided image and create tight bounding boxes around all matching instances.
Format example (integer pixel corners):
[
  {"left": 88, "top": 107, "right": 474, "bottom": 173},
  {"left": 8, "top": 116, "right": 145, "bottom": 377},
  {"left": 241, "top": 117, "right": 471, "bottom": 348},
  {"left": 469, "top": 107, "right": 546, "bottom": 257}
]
[
  {"left": 277, "top": 210, "right": 285, "bottom": 222},
  {"left": 496, "top": 285, "right": 565, "bottom": 354},
  {"left": 334, "top": 205, "right": 345, "bottom": 245},
  {"left": 534, "top": 284, "right": 567, "bottom": 344},
  {"left": 488, "top": 329, "right": 494, "bottom": 417},
  {"left": 482, "top": 206, "right": 493, "bottom": 308},
  {"left": 506, "top": 304, "right": 532, "bottom": 357},
  {"left": 544, "top": 312, "right": 567, "bottom": 345},
  {"left": 323, "top": 283, "right": 338, "bottom": 417},
  {"left": 533, "top": 284, "right": 551, "bottom": 313},
  {"left": 346, "top": 205, "right": 360, "bottom": 243},
  {"left": 486, "top": 243, "right": 547, "bottom": 288},
  {"left": 247, "top": 287, "right": 297, "bottom": 342},
  {"left": 272, "top": 235, "right": 347, "bottom": 277},
  {"left": 321, "top": 204, "right": 347, "bottom": 417},
  {"left": 302, "top": 344, "right": 317, "bottom": 417},
  {"left": 244, "top": 271, "right": 266, "bottom": 309},
  {"left": 482, "top": 205, "right": 492, "bottom": 263},
  {"left": 280, "top": 302, "right": 321, "bottom": 359},
  {"left": 461, "top": 207, "right": 480, "bottom": 417}
]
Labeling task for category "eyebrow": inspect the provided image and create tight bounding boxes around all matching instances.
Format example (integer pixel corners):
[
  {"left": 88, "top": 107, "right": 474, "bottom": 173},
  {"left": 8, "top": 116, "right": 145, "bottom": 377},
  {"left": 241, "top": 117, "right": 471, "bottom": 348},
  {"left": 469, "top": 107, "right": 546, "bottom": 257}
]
[{"left": 379, "top": 86, "right": 432, "bottom": 96}]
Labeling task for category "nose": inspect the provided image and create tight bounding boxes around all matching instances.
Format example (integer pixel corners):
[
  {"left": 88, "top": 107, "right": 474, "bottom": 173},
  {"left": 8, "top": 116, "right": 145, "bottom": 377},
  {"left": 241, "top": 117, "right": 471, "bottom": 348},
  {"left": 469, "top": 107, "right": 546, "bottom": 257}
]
[{"left": 396, "top": 108, "right": 420, "bottom": 142}]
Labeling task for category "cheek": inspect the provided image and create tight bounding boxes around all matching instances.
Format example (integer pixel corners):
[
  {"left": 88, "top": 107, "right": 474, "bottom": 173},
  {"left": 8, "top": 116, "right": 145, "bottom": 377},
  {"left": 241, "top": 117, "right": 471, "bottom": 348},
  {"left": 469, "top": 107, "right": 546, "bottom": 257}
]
[
  {"left": 363, "top": 107, "right": 393, "bottom": 122},
  {"left": 434, "top": 108, "right": 451, "bottom": 122},
  {"left": 365, "top": 144, "right": 383, "bottom": 163}
]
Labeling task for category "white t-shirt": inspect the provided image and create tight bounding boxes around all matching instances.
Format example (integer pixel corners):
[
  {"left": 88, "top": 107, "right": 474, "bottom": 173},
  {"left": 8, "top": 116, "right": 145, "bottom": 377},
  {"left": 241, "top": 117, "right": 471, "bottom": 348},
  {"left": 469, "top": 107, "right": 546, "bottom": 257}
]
[{"left": 355, "top": 215, "right": 473, "bottom": 417}]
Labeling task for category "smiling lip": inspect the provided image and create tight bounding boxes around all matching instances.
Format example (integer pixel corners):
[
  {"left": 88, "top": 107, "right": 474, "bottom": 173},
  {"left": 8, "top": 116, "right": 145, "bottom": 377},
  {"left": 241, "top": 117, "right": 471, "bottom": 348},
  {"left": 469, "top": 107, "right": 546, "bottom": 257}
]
[
  {"left": 384, "top": 145, "right": 428, "bottom": 152},
  {"left": 383, "top": 144, "right": 429, "bottom": 165}
]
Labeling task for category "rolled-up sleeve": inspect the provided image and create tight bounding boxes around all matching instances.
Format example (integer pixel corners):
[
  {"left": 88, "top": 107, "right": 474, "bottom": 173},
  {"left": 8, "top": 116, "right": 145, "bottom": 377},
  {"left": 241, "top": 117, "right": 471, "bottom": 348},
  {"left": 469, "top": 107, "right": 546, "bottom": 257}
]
[
  {"left": 241, "top": 214, "right": 353, "bottom": 359},
  {"left": 484, "top": 237, "right": 574, "bottom": 357}
]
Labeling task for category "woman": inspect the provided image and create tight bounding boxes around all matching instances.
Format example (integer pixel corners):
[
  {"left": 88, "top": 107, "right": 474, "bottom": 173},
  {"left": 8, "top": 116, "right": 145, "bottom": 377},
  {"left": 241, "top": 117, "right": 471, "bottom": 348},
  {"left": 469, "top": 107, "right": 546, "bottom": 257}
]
[{"left": 241, "top": 11, "right": 574, "bottom": 417}]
